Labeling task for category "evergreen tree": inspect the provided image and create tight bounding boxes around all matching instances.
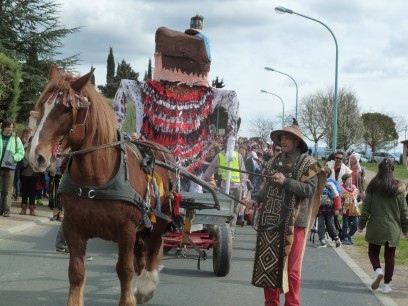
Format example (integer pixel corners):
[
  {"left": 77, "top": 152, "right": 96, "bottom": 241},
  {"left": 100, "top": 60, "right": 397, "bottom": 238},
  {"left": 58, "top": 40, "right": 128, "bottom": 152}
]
[
  {"left": 98, "top": 55, "right": 139, "bottom": 98},
  {"left": 106, "top": 47, "right": 115, "bottom": 83},
  {"left": 212, "top": 76, "right": 225, "bottom": 88},
  {"left": 147, "top": 58, "right": 152, "bottom": 80},
  {"left": 0, "top": 0, "right": 80, "bottom": 123},
  {"left": 115, "top": 60, "right": 139, "bottom": 82}
]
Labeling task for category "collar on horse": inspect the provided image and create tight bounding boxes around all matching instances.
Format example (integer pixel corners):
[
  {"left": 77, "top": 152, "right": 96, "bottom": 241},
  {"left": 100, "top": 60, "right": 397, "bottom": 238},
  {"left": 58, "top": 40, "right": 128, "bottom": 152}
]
[{"left": 58, "top": 131, "right": 158, "bottom": 228}]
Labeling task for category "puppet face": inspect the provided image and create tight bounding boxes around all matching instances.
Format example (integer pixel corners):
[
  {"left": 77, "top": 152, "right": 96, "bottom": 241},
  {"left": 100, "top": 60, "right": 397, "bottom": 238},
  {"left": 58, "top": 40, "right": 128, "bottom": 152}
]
[{"left": 153, "top": 27, "right": 211, "bottom": 86}]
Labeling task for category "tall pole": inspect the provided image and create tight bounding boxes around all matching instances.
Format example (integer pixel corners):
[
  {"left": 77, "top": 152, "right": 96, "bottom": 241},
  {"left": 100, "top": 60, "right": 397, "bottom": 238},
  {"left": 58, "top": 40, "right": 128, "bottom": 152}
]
[
  {"left": 260, "top": 90, "right": 285, "bottom": 128},
  {"left": 264, "top": 67, "right": 298, "bottom": 120},
  {"left": 275, "top": 6, "right": 339, "bottom": 151}
]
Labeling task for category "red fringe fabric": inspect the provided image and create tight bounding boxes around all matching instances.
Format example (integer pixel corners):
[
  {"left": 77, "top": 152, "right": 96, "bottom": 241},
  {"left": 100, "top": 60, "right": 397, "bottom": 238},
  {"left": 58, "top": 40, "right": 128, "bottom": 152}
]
[
  {"left": 173, "top": 193, "right": 182, "bottom": 217},
  {"left": 141, "top": 80, "right": 213, "bottom": 173}
]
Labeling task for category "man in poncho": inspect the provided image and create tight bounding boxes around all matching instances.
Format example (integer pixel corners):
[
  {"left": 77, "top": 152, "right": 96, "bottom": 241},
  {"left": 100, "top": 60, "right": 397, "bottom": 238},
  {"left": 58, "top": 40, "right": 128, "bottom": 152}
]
[{"left": 245, "top": 119, "right": 326, "bottom": 306}]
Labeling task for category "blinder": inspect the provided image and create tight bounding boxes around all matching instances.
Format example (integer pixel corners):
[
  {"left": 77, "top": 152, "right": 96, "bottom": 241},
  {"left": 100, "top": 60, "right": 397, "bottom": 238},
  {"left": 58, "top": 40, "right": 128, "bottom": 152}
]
[
  {"left": 49, "top": 89, "right": 90, "bottom": 129},
  {"left": 44, "top": 89, "right": 90, "bottom": 159}
]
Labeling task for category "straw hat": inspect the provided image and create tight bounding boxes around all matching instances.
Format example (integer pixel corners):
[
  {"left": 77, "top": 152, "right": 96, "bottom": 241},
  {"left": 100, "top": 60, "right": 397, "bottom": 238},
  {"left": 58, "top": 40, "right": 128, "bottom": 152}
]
[{"left": 270, "top": 118, "right": 308, "bottom": 153}]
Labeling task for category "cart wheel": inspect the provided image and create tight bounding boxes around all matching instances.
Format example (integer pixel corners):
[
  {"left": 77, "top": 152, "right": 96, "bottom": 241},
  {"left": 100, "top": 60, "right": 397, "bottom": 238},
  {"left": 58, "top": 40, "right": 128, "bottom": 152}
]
[
  {"left": 213, "top": 225, "right": 232, "bottom": 276},
  {"left": 206, "top": 225, "right": 216, "bottom": 240}
]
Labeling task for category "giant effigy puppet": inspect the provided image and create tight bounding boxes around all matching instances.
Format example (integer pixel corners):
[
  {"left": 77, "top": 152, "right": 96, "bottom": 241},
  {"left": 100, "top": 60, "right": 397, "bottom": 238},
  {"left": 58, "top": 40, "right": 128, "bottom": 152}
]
[{"left": 113, "top": 15, "right": 240, "bottom": 177}]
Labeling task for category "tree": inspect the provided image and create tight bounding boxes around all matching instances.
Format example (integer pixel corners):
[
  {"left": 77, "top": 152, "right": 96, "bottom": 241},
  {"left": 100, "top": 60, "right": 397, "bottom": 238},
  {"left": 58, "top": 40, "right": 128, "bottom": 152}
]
[
  {"left": 106, "top": 47, "right": 115, "bottom": 83},
  {"left": 299, "top": 86, "right": 363, "bottom": 150},
  {"left": 361, "top": 112, "right": 398, "bottom": 154},
  {"left": 115, "top": 60, "right": 139, "bottom": 82},
  {"left": 336, "top": 88, "right": 364, "bottom": 150},
  {"left": 249, "top": 115, "right": 274, "bottom": 143},
  {"left": 0, "top": 0, "right": 80, "bottom": 123},
  {"left": 212, "top": 76, "right": 225, "bottom": 88},
  {"left": 298, "top": 93, "right": 325, "bottom": 157},
  {"left": 98, "top": 53, "right": 139, "bottom": 98},
  {"left": 0, "top": 52, "right": 21, "bottom": 120},
  {"left": 144, "top": 57, "right": 152, "bottom": 81}
]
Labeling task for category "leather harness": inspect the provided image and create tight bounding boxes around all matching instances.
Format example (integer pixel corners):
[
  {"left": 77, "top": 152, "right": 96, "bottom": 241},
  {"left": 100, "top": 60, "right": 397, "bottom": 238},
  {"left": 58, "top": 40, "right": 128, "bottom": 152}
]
[{"left": 58, "top": 132, "right": 157, "bottom": 217}]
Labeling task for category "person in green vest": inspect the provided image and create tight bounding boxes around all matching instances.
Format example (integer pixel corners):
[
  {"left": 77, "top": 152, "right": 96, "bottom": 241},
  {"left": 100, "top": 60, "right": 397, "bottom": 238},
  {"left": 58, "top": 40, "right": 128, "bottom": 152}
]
[
  {"left": 0, "top": 119, "right": 25, "bottom": 217},
  {"left": 202, "top": 137, "right": 246, "bottom": 238}
]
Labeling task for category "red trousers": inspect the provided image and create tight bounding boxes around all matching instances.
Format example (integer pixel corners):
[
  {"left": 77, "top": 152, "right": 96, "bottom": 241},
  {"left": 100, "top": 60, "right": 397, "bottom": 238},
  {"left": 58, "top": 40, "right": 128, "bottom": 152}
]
[{"left": 264, "top": 227, "right": 306, "bottom": 306}]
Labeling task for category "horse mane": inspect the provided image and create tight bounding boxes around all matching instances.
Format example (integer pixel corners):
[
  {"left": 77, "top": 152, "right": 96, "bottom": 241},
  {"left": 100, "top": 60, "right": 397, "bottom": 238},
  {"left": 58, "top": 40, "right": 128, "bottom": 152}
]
[{"left": 35, "top": 70, "right": 118, "bottom": 162}]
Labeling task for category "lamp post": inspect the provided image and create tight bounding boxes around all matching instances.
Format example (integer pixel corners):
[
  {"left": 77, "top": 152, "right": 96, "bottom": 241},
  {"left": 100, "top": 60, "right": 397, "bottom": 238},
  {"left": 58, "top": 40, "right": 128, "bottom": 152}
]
[
  {"left": 260, "top": 90, "right": 285, "bottom": 128},
  {"left": 275, "top": 6, "right": 339, "bottom": 152},
  {"left": 264, "top": 67, "right": 298, "bottom": 120}
]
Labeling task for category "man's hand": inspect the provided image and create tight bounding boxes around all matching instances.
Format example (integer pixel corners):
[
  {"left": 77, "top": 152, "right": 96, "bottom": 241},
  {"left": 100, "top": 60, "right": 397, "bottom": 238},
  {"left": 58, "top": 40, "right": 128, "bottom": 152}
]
[
  {"left": 271, "top": 172, "right": 285, "bottom": 185},
  {"left": 358, "top": 228, "right": 363, "bottom": 233},
  {"left": 404, "top": 232, "right": 408, "bottom": 239}
]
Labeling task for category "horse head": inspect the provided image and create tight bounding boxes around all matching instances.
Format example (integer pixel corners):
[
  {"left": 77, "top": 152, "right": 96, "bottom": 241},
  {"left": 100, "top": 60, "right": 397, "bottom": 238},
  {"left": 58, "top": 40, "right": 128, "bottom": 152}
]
[{"left": 27, "top": 65, "right": 94, "bottom": 172}]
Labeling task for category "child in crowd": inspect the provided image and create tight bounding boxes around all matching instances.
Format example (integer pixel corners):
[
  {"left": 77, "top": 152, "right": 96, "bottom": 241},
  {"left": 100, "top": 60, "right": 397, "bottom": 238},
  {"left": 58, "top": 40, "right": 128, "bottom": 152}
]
[
  {"left": 340, "top": 173, "right": 360, "bottom": 245},
  {"left": 316, "top": 167, "right": 342, "bottom": 248}
]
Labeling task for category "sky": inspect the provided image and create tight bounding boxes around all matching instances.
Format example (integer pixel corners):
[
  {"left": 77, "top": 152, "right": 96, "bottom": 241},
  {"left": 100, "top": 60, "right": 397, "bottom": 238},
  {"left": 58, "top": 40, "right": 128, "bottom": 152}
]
[{"left": 58, "top": 0, "right": 408, "bottom": 151}]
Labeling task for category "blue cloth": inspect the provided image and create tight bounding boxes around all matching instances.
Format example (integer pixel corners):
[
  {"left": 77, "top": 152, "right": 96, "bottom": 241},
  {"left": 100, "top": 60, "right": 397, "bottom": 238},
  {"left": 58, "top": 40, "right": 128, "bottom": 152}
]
[
  {"left": 323, "top": 178, "right": 342, "bottom": 199},
  {"left": 195, "top": 33, "right": 211, "bottom": 61}
]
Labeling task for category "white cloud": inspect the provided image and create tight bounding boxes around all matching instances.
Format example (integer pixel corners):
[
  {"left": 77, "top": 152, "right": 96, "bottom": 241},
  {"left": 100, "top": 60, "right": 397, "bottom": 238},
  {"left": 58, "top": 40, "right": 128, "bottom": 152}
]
[{"left": 55, "top": 0, "right": 408, "bottom": 149}]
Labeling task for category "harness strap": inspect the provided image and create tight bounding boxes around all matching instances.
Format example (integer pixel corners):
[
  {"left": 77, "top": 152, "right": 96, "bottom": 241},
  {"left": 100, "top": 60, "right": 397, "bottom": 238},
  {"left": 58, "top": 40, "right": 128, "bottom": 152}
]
[{"left": 58, "top": 131, "right": 151, "bottom": 222}]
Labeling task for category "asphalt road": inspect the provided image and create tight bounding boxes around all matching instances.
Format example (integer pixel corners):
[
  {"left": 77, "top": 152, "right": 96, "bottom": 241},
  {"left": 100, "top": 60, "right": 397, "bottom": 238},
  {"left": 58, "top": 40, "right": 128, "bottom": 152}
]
[{"left": 0, "top": 222, "right": 396, "bottom": 306}]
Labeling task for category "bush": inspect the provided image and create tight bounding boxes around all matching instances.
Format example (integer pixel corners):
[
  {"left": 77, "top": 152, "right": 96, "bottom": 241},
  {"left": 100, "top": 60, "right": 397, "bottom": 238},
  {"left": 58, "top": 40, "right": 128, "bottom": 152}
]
[{"left": 0, "top": 53, "right": 21, "bottom": 121}]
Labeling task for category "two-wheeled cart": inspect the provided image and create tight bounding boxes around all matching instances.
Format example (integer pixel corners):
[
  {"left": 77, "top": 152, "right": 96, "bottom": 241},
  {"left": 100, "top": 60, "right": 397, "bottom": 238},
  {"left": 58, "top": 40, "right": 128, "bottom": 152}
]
[{"left": 163, "top": 191, "right": 234, "bottom": 276}]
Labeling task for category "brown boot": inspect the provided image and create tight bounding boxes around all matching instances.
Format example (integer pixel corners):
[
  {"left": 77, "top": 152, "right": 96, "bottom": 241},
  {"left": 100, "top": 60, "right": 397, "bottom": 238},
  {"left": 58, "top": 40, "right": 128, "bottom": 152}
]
[
  {"left": 20, "top": 204, "right": 27, "bottom": 215},
  {"left": 29, "top": 205, "right": 36, "bottom": 216}
]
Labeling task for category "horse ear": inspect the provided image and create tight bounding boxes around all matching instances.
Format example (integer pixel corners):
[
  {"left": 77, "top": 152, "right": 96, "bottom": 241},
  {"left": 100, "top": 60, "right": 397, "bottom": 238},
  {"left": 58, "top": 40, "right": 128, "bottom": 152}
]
[
  {"left": 48, "top": 65, "right": 61, "bottom": 80},
  {"left": 71, "top": 68, "right": 95, "bottom": 93}
]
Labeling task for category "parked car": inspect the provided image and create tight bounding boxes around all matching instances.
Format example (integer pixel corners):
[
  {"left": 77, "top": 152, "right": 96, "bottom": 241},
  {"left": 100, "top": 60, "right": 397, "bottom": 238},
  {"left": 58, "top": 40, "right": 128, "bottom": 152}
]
[
  {"left": 359, "top": 155, "right": 368, "bottom": 163},
  {"left": 371, "top": 152, "right": 399, "bottom": 165}
]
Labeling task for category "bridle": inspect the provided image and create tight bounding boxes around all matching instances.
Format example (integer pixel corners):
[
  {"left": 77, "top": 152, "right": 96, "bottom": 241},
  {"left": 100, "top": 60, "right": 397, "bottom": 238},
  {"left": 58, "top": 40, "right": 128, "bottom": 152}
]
[{"left": 41, "top": 88, "right": 90, "bottom": 157}]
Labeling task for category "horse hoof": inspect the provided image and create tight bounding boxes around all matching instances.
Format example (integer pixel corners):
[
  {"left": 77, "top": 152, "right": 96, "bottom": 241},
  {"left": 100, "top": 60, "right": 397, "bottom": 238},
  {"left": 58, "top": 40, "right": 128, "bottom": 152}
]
[{"left": 136, "top": 292, "right": 154, "bottom": 304}]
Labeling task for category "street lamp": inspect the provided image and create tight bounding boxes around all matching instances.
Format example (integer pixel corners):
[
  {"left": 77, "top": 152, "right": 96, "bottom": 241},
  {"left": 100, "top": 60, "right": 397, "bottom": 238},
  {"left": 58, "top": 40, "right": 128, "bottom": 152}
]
[
  {"left": 275, "top": 5, "right": 339, "bottom": 152},
  {"left": 264, "top": 67, "right": 298, "bottom": 120},
  {"left": 260, "top": 90, "right": 285, "bottom": 128}
]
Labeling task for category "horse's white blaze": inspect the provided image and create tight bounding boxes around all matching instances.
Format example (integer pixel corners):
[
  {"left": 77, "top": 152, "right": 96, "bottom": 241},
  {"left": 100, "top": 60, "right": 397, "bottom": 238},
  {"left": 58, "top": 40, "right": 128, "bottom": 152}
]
[
  {"left": 135, "top": 268, "right": 159, "bottom": 297},
  {"left": 28, "top": 99, "right": 55, "bottom": 165}
]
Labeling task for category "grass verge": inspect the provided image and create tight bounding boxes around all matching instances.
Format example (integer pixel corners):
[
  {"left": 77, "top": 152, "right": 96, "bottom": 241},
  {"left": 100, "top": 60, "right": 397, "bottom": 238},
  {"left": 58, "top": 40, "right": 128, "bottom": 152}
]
[{"left": 352, "top": 234, "right": 408, "bottom": 266}]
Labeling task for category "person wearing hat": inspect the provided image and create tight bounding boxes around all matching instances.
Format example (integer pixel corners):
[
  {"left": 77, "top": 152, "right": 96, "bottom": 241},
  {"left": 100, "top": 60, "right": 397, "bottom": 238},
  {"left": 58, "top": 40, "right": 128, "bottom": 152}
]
[
  {"left": 245, "top": 118, "right": 326, "bottom": 306},
  {"left": 347, "top": 153, "right": 365, "bottom": 198}
]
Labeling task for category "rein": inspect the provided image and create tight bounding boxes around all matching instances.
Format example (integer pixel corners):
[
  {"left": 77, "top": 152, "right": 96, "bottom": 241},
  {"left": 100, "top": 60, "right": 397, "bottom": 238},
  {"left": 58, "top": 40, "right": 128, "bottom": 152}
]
[
  {"left": 59, "top": 138, "right": 268, "bottom": 208},
  {"left": 64, "top": 138, "right": 272, "bottom": 179},
  {"left": 67, "top": 139, "right": 131, "bottom": 156}
]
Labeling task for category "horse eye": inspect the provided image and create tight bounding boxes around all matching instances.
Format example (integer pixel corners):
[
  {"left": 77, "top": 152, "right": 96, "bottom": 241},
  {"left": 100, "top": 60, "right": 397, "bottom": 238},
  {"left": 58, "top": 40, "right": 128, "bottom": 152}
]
[{"left": 63, "top": 107, "right": 71, "bottom": 114}]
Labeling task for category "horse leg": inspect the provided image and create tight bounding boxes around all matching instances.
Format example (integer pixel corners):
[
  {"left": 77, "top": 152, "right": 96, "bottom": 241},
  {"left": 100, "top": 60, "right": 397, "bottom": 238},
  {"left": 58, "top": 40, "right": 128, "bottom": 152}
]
[
  {"left": 66, "top": 236, "right": 87, "bottom": 306},
  {"left": 116, "top": 229, "right": 137, "bottom": 306},
  {"left": 134, "top": 231, "right": 163, "bottom": 304}
]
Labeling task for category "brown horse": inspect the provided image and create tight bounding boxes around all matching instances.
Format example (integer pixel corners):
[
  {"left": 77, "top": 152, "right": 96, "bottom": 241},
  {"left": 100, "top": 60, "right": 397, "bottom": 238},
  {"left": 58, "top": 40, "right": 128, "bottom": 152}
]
[{"left": 27, "top": 65, "right": 176, "bottom": 306}]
